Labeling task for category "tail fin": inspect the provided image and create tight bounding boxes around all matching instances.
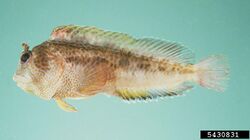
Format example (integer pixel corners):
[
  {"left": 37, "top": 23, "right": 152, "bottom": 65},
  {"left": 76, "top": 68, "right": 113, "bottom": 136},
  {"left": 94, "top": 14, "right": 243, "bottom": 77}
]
[{"left": 195, "top": 55, "right": 229, "bottom": 92}]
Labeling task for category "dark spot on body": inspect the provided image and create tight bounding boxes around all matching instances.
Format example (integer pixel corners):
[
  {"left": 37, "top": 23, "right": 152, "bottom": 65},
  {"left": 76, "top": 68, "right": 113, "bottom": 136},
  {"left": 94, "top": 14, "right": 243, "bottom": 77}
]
[
  {"left": 94, "top": 57, "right": 107, "bottom": 65},
  {"left": 118, "top": 57, "right": 129, "bottom": 67},
  {"left": 110, "top": 63, "right": 117, "bottom": 68},
  {"left": 65, "top": 57, "right": 74, "bottom": 63},
  {"left": 137, "top": 63, "right": 143, "bottom": 69},
  {"left": 137, "top": 62, "right": 151, "bottom": 70},
  {"left": 158, "top": 66, "right": 165, "bottom": 71},
  {"left": 144, "top": 63, "right": 151, "bottom": 70}
]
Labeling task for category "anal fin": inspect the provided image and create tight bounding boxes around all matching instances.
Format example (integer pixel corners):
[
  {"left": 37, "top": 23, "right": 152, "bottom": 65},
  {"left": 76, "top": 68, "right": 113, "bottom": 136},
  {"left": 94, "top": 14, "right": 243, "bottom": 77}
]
[{"left": 114, "top": 83, "right": 194, "bottom": 102}]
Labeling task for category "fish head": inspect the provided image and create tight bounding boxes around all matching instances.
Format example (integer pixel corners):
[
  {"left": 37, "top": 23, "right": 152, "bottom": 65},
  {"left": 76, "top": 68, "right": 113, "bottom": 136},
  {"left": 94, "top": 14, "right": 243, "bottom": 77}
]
[
  {"left": 13, "top": 42, "right": 66, "bottom": 100},
  {"left": 13, "top": 43, "right": 37, "bottom": 94}
]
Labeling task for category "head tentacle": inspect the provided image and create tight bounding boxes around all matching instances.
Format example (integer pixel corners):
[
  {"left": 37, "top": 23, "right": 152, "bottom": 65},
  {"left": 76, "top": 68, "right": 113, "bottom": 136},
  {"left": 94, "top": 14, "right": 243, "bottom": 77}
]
[{"left": 22, "top": 43, "right": 30, "bottom": 52}]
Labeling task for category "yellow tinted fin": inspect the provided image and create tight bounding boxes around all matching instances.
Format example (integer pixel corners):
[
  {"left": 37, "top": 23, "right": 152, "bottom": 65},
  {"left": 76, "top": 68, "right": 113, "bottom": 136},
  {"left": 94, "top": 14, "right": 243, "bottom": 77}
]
[
  {"left": 50, "top": 25, "right": 194, "bottom": 64},
  {"left": 115, "top": 89, "right": 176, "bottom": 102},
  {"left": 114, "top": 83, "right": 194, "bottom": 102},
  {"left": 115, "top": 89, "right": 179, "bottom": 102},
  {"left": 54, "top": 98, "right": 77, "bottom": 112},
  {"left": 50, "top": 25, "right": 136, "bottom": 49}
]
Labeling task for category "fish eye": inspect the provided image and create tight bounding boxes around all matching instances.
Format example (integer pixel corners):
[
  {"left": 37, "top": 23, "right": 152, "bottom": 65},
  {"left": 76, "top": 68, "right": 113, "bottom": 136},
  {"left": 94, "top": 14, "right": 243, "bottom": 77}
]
[{"left": 21, "top": 52, "right": 31, "bottom": 63}]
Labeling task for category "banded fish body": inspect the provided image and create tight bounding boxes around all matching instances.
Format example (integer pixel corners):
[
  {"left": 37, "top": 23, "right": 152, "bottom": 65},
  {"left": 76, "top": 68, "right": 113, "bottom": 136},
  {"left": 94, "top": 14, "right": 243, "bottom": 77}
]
[{"left": 13, "top": 25, "right": 229, "bottom": 112}]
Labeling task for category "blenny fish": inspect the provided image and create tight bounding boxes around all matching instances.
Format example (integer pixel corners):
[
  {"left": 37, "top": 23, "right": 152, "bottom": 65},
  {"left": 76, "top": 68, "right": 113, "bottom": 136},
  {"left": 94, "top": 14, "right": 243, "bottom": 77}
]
[{"left": 13, "top": 25, "right": 229, "bottom": 112}]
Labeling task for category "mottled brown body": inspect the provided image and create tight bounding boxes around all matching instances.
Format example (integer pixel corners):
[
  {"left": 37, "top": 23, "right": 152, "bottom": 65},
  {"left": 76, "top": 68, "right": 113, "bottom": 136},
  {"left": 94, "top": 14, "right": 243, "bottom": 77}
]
[
  {"left": 43, "top": 41, "right": 194, "bottom": 73},
  {"left": 29, "top": 40, "right": 195, "bottom": 100},
  {"left": 13, "top": 25, "right": 229, "bottom": 112}
]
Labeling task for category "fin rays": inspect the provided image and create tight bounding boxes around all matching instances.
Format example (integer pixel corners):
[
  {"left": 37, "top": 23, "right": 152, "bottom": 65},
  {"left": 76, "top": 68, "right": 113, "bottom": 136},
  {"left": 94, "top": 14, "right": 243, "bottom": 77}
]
[
  {"left": 50, "top": 25, "right": 194, "bottom": 65},
  {"left": 114, "top": 82, "right": 194, "bottom": 102}
]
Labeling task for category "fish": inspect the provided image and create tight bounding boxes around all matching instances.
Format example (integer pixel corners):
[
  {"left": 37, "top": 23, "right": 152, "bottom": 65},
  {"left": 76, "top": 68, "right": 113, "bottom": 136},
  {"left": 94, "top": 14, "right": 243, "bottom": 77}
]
[{"left": 13, "top": 25, "right": 229, "bottom": 112}]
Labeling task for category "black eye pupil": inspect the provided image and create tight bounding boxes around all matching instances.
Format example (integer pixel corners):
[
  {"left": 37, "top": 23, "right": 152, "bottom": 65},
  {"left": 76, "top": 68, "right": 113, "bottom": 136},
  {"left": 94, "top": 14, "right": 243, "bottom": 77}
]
[{"left": 21, "top": 53, "right": 30, "bottom": 63}]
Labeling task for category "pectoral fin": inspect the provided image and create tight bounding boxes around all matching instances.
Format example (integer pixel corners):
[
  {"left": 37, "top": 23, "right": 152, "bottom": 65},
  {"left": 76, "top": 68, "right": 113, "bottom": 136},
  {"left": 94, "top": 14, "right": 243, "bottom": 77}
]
[
  {"left": 54, "top": 98, "right": 77, "bottom": 112},
  {"left": 79, "top": 62, "right": 114, "bottom": 95}
]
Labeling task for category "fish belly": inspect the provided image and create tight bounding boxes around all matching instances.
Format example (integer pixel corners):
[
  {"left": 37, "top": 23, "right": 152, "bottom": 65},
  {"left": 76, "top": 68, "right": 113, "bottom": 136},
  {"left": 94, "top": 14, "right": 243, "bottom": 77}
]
[{"left": 115, "top": 70, "right": 194, "bottom": 91}]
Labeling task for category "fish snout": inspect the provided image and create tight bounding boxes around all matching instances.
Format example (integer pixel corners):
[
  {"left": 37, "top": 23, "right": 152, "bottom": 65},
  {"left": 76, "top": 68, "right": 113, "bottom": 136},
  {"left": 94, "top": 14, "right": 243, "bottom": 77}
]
[
  {"left": 13, "top": 73, "right": 27, "bottom": 83},
  {"left": 13, "top": 73, "right": 18, "bottom": 82}
]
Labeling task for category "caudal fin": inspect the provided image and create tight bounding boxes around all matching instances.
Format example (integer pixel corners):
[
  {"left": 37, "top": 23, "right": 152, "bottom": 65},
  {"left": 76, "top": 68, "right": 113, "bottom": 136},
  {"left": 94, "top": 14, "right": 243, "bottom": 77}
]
[{"left": 195, "top": 55, "right": 229, "bottom": 92}]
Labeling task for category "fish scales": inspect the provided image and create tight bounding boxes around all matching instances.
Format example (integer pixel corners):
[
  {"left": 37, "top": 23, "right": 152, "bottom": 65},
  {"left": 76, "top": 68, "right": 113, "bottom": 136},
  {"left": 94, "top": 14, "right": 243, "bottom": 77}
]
[{"left": 13, "top": 25, "right": 229, "bottom": 112}]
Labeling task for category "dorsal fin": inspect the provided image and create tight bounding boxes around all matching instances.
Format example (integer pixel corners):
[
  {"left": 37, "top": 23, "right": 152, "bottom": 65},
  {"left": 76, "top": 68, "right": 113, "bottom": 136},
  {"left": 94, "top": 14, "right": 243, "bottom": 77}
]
[
  {"left": 50, "top": 25, "right": 136, "bottom": 48},
  {"left": 131, "top": 38, "right": 194, "bottom": 64},
  {"left": 50, "top": 25, "right": 194, "bottom": 64}
]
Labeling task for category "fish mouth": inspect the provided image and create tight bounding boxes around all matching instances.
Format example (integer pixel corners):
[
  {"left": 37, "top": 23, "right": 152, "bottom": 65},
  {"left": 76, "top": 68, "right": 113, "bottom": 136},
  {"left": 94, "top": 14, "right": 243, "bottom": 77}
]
[
  {"left": 13, "top": 74, "right": 34, "bottom": 93},
  {"left": 13, "top": 74, "right": 31, "bottom": 86},
  {"left": 13, "top": 73, "right": 30, "bottom": 82},
  {"left": 13, "top": 74, "right": 18, "bottom": 82},
  {"left": 13, "top": 74, "right": 24, "bottom": 87},
  {"left": 13, "top": 74, "right": 23, "bottom": 83}
]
